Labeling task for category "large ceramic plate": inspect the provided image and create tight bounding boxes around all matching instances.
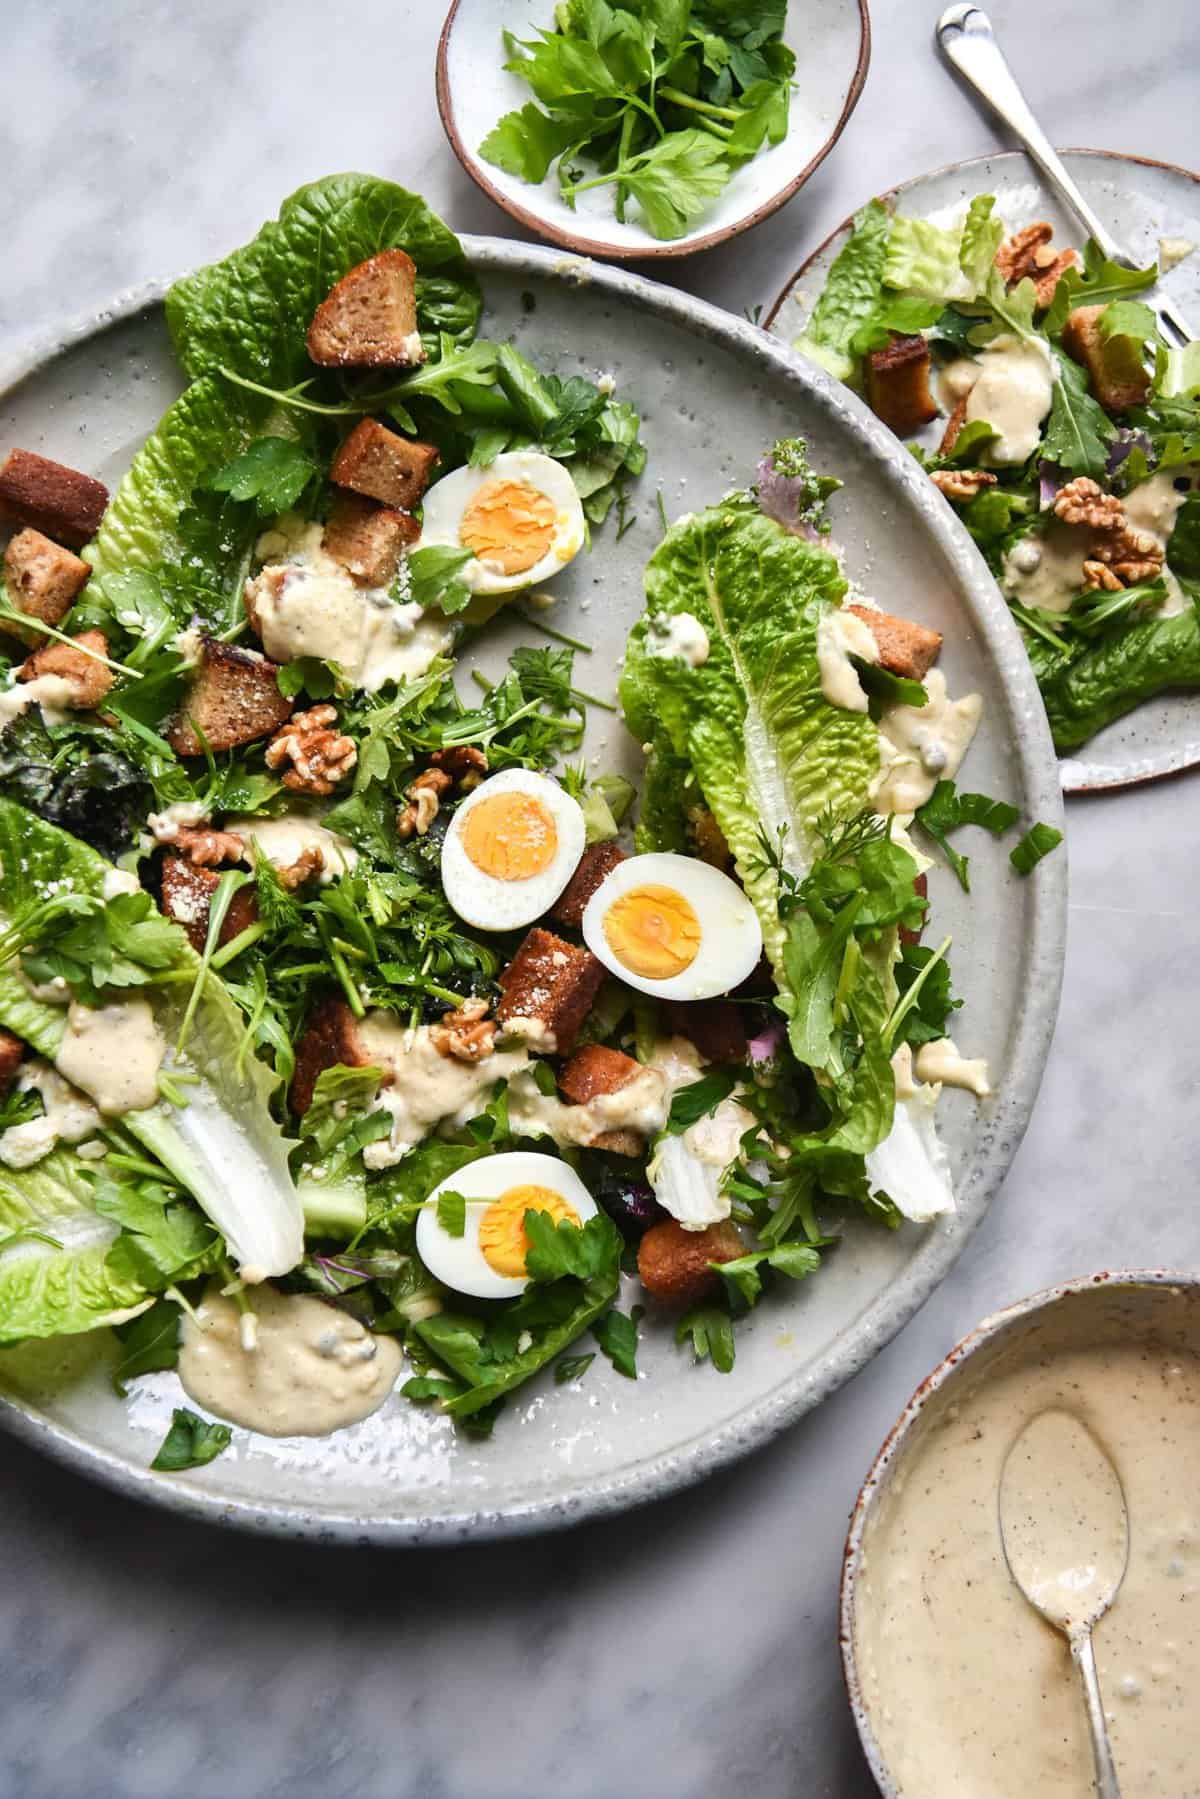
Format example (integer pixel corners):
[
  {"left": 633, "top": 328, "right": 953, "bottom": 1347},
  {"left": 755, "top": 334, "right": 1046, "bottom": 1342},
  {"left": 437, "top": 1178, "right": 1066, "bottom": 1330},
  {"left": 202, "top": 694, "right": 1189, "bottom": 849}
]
[
  {"left": 765, "top": 149, "right": 1200, "bottom": 795},
  {"left": 437, "top": 0, "right": 869, "bottom": 260},
  {"left": 0, "top": 241, "right": 1065, "bottom": 1543}
]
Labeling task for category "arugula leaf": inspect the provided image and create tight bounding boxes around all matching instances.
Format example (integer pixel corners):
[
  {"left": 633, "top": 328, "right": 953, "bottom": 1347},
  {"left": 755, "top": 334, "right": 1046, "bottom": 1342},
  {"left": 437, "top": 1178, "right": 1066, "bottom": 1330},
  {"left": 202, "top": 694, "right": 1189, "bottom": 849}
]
[
  {"left": 676, "top": 1303, "right": 736, "bottom": 1372},
  {"left": 111, "top": 1297, "right": 181, "bottom": 1396},
  {"left": 1042, "top": 239, "right": 1158, "bottom": 336},
  {"left": 554, "top": 1351, "right": 595, "bottom": 1384},
  {"left": 436, "top": 1189, "right": 467, "bottom": 1238},
  {"left": 205, "top": 437, "right": 318, "bottom": 518},
  {"left": 593, "top": 1303, "right": 641, "bottom": 1379},
  {"left": 1010, "top": 822, "right": 1063, "bottom": 875},
  {"left": 664, "top": 1070, "right": 737, "bottom": 1135},
  {"left": 151, "top": 1407, "right": 232, "bottom": 1472},
  {"left": 849, "top": 656, "right": 928, "bottom": 717},
  {"left": 1042, "top": 355, "right": 1116, "bottom": 479},
  {"left": 1099, "top": 299, "right": 1158, "bottom": 349},
  {"left": 524, "top": 1209, "right": 623, "bottom": 1283}
]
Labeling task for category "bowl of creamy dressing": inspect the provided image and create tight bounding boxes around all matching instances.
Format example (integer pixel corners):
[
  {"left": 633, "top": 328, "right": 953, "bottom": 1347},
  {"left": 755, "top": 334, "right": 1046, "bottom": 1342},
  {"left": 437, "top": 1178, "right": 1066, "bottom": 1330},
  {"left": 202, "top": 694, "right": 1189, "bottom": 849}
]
[{"left": 842, "top": 1272, "right": 1200, "bottom": 1798}]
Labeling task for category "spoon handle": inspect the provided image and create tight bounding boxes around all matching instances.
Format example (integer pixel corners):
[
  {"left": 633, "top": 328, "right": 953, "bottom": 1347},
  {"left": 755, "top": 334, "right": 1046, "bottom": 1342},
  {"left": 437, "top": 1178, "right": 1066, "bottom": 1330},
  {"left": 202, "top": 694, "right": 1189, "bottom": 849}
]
[{"left": 1071, "top": 1629, "right": 1123, "bottom": 1799}]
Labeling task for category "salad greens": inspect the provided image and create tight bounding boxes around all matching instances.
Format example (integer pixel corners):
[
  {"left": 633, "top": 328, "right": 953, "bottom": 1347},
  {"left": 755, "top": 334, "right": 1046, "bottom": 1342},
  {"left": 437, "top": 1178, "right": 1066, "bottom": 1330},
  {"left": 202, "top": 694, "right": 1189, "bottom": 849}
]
[
  {"left": 480, "top": 0, "right": 794, "bottom": 239},
  {"left": 798, "top": 191, "right": 1200, "bottom": 754}
]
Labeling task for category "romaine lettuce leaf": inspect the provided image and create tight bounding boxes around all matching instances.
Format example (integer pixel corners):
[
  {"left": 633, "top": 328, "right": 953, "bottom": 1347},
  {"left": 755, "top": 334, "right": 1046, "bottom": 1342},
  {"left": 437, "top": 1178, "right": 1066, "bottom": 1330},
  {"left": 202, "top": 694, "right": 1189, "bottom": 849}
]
[
  {"left": 165, "top": 174, "right": 478, "bottom": 391},
  {"left": 620, "top": 499, "right": 878, "bottom": 972},
  {"left": 883, "top": 196, "right": 1001, "bottom": 305},
  {"left": 0, "top": 1148, "right": 148, "bottom": 1343},
  {"left": 0, "top": 802, "right": 304, "bottom": 1280},
  {"left": 1041, "top": 597, "right": 1200, "bottom": 752},
  {"left": 795, "top": 199, "right": 889, "bottom": 382}
]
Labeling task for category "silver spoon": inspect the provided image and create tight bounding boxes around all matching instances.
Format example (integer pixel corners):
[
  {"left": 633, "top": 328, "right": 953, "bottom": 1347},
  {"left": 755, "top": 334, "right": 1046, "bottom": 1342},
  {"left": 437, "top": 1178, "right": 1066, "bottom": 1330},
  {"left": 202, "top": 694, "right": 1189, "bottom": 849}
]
[
  {"left": 936, "top": 4, "right": 1195, "bottom": 347},
  {"left": 999, "top": 1408, "right": 1129, "bottom": 1799}
]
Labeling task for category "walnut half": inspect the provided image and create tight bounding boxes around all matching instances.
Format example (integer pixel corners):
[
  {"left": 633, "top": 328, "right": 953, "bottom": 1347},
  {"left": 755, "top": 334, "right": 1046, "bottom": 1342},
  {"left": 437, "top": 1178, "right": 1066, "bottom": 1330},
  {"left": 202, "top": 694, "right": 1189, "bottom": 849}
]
[
  {"left": 264, "top": 705, "right": 357, "bottom": 796},
  {"left": 430, "top": 997, "right": 496, "bottom": 1063},
  {"left": 930, "top": 468, "right": 998, "bottom": 502}
]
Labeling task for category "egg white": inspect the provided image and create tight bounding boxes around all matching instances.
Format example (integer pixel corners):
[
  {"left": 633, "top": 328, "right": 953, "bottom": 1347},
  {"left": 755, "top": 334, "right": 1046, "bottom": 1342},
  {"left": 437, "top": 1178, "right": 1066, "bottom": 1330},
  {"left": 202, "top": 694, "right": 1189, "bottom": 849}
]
[
  {"left": 417, "top": 450, "right": 585, "bottom": 596},
  {"left": 441, "top": 767, "right": 586, "bottom": 932},
  {"left": 581, "top": 851, "right": 763, "bottom": 1001},
  {"left": 417, "top": 1151, "right": 599, "bottom": 1300}
]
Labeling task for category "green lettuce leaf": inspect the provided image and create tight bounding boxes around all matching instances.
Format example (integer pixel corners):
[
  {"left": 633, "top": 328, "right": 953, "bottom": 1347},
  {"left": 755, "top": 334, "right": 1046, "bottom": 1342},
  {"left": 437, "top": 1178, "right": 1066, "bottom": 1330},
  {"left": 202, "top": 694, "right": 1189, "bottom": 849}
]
[
  {"left": 0, "top": 1148, "right": 149, "bottom": 1343},
  {"left": 165, "top": 174, "right": 477, "bottom": 391},
  {"left": 620, "top": 499, "right": 878, "bottom": 973},
  {"left": 795, "top": 199, "right": 890, "bottom": 382},
  {"left": 1041, "top": 599, "right": 1200, "bottom": 752},
  {"left": 883, "top": 216, "right": 964, "bottom": 303}
]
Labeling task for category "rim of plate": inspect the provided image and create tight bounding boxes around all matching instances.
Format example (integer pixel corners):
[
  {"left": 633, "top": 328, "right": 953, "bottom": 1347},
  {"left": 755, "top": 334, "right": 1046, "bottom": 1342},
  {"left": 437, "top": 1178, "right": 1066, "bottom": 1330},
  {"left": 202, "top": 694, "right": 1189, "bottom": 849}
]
[
  {"left": 434, "top": 0, "right": 872, "bottom": 261},
  {"left": 0, "top": 238, "right": 1067, "bottom": 1545},
  {"left": 839, "top": 1268, "right": 1200, "bottom": 1796},
  {"left": 762, "top": 146, "right": 1200, "bottom": 796}
]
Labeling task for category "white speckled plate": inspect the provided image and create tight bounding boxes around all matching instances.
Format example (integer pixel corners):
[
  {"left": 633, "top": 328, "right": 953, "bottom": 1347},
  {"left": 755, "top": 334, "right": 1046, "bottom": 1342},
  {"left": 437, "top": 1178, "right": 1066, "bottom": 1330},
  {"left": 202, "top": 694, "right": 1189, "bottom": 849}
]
[
  {"left": 0, "top": 240, "right": 1065, "bottom": 1543},
  {"left": 436, "top": 0, "right": 870, "bottom": 260},
  {"left": 765, "top": 148, "right": 1200, "bottom": 794}
]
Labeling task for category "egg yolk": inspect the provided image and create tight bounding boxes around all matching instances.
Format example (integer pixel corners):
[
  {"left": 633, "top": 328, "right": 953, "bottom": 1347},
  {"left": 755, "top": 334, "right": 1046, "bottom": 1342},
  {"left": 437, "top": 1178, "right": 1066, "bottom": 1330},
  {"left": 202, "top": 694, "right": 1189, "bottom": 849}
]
[
  {"left": 603, "top": 884, "right": 702, "bottom": 981},
  {"left": 459, "top": 479, "right": 557, "bottom": 575},
  {"left": 461, "top": 791, "right": 559, "bottom": 882},
  {"left": 478, "top": 1184, "right": 581, "bottom": 1278}
]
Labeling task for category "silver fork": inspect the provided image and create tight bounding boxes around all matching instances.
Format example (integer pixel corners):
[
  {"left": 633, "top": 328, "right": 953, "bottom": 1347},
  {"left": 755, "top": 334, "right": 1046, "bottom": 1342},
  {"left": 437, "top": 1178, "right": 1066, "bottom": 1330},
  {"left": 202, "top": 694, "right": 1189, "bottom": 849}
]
[{"left": 936, "top": 3, "right": 1196, "bottom": 348}]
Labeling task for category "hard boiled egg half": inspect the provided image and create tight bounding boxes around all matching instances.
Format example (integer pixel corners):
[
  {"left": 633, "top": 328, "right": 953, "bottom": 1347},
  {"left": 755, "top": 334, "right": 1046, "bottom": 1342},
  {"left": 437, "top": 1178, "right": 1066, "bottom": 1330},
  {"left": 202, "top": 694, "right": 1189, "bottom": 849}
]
[
  {"left": 418, "top": 450, "right": 585, "bottom": 596},
  {"left": 441, "top": 767, "right": 585, "bottom": 931},
  {"left": 582, "top": 851, "right": 762, "bottom": 1001},
  {"left": 417, "top": 1151, "right": 598, "bottom": 1299}
]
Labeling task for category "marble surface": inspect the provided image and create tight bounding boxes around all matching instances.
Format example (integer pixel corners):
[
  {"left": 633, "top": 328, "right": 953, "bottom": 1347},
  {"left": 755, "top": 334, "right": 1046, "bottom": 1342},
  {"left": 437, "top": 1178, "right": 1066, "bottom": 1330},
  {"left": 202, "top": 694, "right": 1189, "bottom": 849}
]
[{"left": 1, "top": 2, "right": 1196, "bottom": 1794}]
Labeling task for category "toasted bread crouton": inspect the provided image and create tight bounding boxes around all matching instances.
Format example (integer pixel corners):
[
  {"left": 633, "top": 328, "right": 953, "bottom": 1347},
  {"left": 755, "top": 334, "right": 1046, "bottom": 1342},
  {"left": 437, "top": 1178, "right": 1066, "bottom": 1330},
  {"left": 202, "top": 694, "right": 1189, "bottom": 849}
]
[
  {"left": 0, "top": 1027, "right": 24, "bottom": 1094},
  {"left": 549, "top": 841, "right": 626, "bottom": 930},
  {"left": 3, "top": 529, "right": 90, "bottom": 644},
  {"left": 637, "top": 1219, "right": 744, "bottom": 1307},
  {"left": 1062, "top": 304, "right": 1151, "bottom": 413},
  {"left": 159, "top": 854, "right": 260, "bottom": 955},
  {"left": 166, "top": 636, "right": 293, "bottom": 757},
  {"left": 898, "top": 873, "right": 928, "bottom": 949},
  {"left": 321, "top": 493, "right": 419, "bottom": 586},
  {"left": 847, "top": 604, "right": 942, "bottom": 681},
  {"left": 307, "top": 251, "right": 426, "bottom": 371},
  {"left": 864, "top": 335, "right": 939, "bottom": 437},
  {"left": 558, "top": 1043, "right": 644, "bottom": 1156},
  {"left": 496, "top": 927, "right": 606, "bottom": 1056},
  {"left": 290, "top": 995, "right": 369, "bottom": 1117},
  {"left": 17, "top": 629, "right": 113, "bottom": 708},
  {"left": 0, "top": 449, "right": 108, "bottom": 547},
  {"left": 331, "top": 420, "right": 440, "bottom": 511},
  {"left": 661, "top": 1000, "right": 746, "bottom": 1065}
]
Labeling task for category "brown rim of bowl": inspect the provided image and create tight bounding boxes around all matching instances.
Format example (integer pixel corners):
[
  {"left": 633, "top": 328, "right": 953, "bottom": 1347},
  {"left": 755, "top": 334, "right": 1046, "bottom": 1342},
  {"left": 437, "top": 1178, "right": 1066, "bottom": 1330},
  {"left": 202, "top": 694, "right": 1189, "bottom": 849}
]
[
  {"left": 436, "top": 0, "right": 871, "bottom": 262},
  {"left": 838, "top": 1267, "right": 1200, "bottom": 1797},
  {"left": 762, "top": 146, "right": 1200, "bottom": 797},
  {"left": 762, "top": 145, "right": 1200, "bottom": 330}
]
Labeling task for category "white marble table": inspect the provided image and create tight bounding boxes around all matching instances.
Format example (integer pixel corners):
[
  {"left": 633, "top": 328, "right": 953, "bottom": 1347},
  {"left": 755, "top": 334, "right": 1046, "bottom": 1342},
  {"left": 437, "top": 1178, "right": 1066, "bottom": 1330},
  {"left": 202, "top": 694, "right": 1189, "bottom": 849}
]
[{"left": 1, "top": 3, "right": 1196, "bottom": 1794}]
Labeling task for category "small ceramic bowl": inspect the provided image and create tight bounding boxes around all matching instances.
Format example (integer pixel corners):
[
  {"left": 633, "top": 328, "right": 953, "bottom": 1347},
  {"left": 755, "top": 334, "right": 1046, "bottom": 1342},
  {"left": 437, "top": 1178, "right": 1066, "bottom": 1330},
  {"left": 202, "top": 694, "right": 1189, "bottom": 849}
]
[
  {"left": 436, "top": 0, "right": 870, "bottom": 260},
  {"left": 841, "top": 1271, "right": 1200, "bottom": 1795}
]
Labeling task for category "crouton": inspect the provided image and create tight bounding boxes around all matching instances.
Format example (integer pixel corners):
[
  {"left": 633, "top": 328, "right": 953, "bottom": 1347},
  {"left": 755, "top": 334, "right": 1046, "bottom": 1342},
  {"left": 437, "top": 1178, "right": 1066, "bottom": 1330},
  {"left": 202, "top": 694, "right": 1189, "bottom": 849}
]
[
  {"left": 0, "top": 1027, "right": 24, "bottom": 1094},
  {"left": 662, "top": 1000, "right": 746, "bottom": 1065},
  {"left": 290, "top": 995, "right": 369, "bottom": 1117},
  {"left": 0, "top": 449, "right": 108, "bottom": 547},
  {"left": 1061, "top": 304, "right": 1151, "bottom": 413},
  {"left": 16, "top": 629, "right": 113, "bottom": 708},
  {"left": 331, "top": 420, "right": 440, "bottom": 511},
  {"left": 863, "top": 335, "right": 940, "bottom": 437},
  {"left": 549, "top": 841, "right": 626, "bottom": 930},
  {"left": 3, "top": 529, "right": 90, "bottom": 644},
  {"left": 899, "top": 873, "right": 928, "bottom": 949},
  {"left": 159, "top": 854, "right": 260, "bottom": 955},
  {"left": 637, "top": 1219, "right": 745, "bottom": 1307},
  {"left": 939, "top": 395, "right": 968, "bottom": 457},
  {"left": 558, "top": 1043, "right": 645, "bottom": 1155},
  {"left": 847, "top": 605, "right": 943, "bottom": 681},
  {"left": 321, "top": 493, "right": 419, "bottom": 587},
  {"left": 307, "top": 250, "right": 426, "bottom": 371},
  {"left": 165, "top": 635, "right": 293, "bottom": 757},
  {"left": 496, "top": 927, "right": 606, "bottom": 1056}
]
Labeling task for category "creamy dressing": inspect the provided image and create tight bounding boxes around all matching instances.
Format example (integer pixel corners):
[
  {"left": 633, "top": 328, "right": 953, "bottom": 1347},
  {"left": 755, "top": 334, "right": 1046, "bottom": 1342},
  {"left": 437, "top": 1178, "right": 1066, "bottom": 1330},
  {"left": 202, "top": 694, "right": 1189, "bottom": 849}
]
[
  {"left": 647, "top": 611, "right": 710, "bottom": 668},
  {"left": 356, "top": 1015, "right": 530, "bottom": 1168},
  {"left": 915, "top": 1036, "right": 991, "bottom": 1098},
  {"left": 55, "top": 998, "right": 164, "bottom": 1115},
  {"left": 147, "top": 800, "right": 209, "bottom": 842},
  {"left": 178, "top": 1285, "right": 403, "bottom": 1438},
  {"left": 940, "top": 334, "right": 1054, "bottom": 466},
  {"left": 1125, "top": 469, "right": 1197, "bottom": 617},
  {"left": 873, "top": 669, "right": 983, "bottom": 815},
  {"left": 0, "top": 1060, "right": 101, "bottom": 1169},
  {"left": 246, "top": 518, "right": 451, "bottom": 691},
  {"left": 1001, "top": 522, "right": 1091, "bottom": 613},
  {"left": 229, "top": 812, "right": 358, "bottom": 885},
  {"left": 816, "top": 606, "right": 879, "bottom": 713},
  {"left": 0, "top": 674, "right": 78, "bottom": 734},
  {"left": 857, "top": 1334, "right": 1200, "bottom": 1797},
  {"left": 507, "top": 1036, "right": 703, "bottom": 1153}
]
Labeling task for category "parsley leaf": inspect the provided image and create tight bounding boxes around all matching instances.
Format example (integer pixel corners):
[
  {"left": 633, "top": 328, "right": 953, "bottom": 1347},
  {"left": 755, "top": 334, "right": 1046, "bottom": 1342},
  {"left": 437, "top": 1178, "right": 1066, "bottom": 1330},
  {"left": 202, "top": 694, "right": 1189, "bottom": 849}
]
[
  {"left": 205, "top": 436, "right": 318, "bottom": 517},
  {"left": 524, "top": 1209, "right": 623, "bottom": 1283},
  {"left": 665, "top": 1071, "right": 738, "bottom": 1135},
  {"left": 479, "top": 104, "right": 582, "bottom": 184},
  {"left": 915, "top": 780, "right": 1019, "bottom": 892},
  {"left": 111, "top": 1298, "right": 181, "bottom": 1397},
  {"left": 593, "top": 1304, "right": 642, "bottom": 1379},
  {"left": 402, "top": 544, "right": 475, "bottom": 616},
  {"left": 893, "top": 943, "right": 962, "bottom": 1048},
  {"left": 436, "top": 1189, "right": 468, "bottom": 1238},
  {"left": 1010, "top": 822, "right": 1063, "bottom": 875},
  {"left": 554, "top": 1351, "right": 595, "bottom": 1384},
  {"left": 151, "top": 1407, "right": 232, "bottom": 1472},
  {"left": 676, "top": 1304, "right": 736, "bottom": 1372},
  {"left": 94, "top": 1176, "right": 219, "bottom": 1291},
  {"left": 714, "top": 1242, "right": 822, "bottom": 1310}
]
